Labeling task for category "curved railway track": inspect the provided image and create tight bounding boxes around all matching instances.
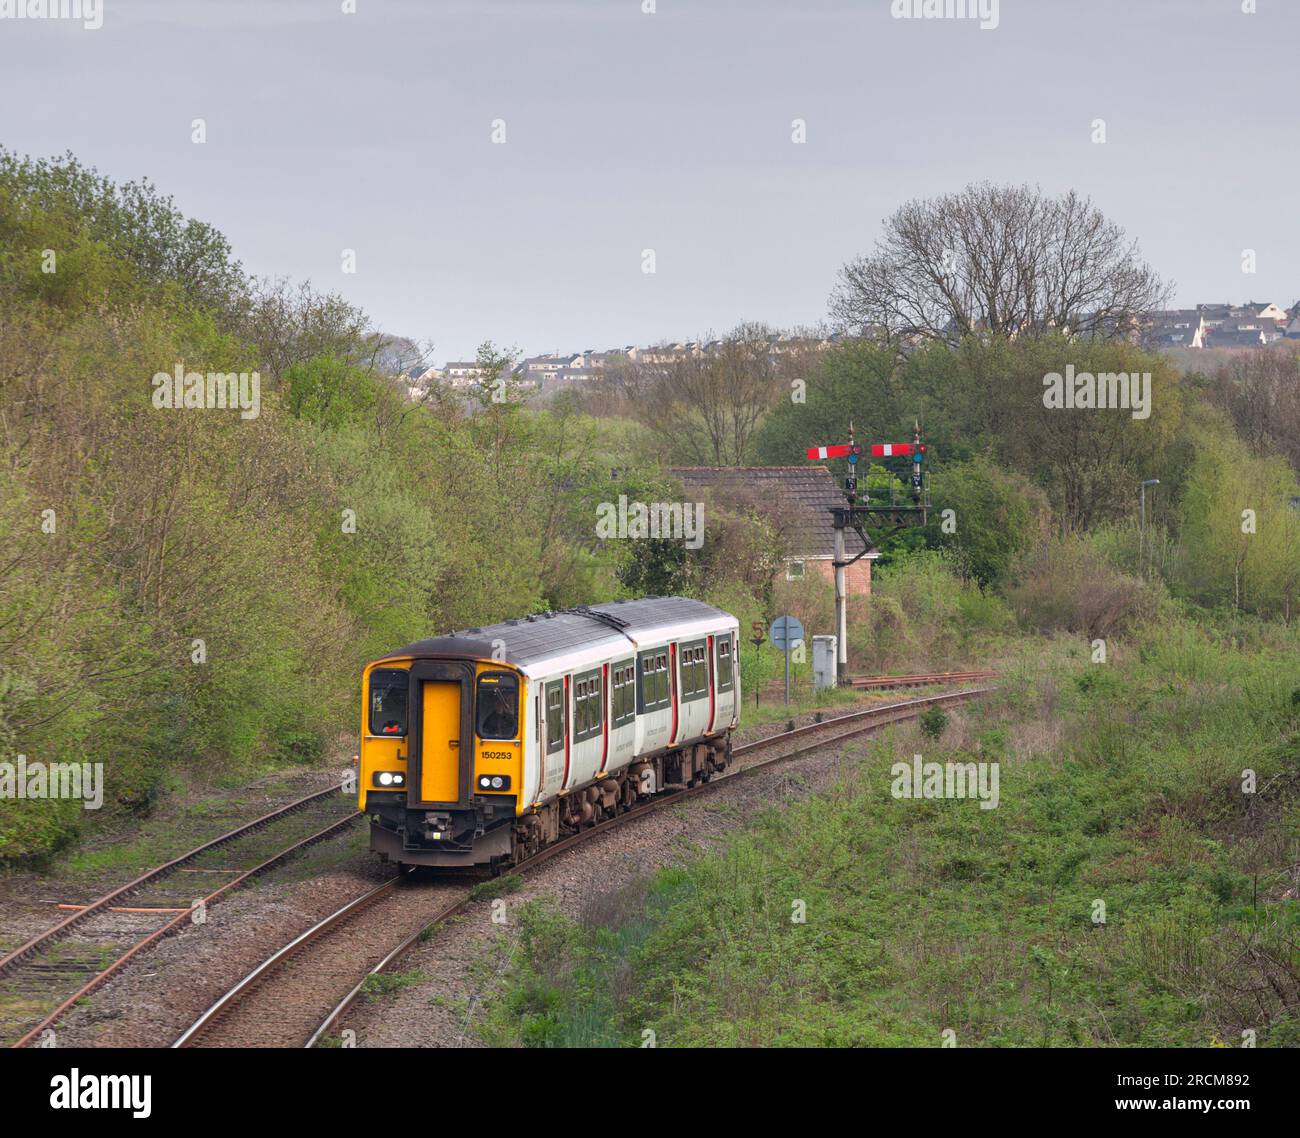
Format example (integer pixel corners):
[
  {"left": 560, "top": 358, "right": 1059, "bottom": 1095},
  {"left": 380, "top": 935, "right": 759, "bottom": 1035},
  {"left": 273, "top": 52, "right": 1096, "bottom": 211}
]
[
  {"left": 846, "top": 669, "right": 996, "bottom": 690},
  {"left": 3, "top": 784, "right": 361, "bottom": 1048},
  {"left": 175, "top": 685, "right": 991, "bottom": 1049}
]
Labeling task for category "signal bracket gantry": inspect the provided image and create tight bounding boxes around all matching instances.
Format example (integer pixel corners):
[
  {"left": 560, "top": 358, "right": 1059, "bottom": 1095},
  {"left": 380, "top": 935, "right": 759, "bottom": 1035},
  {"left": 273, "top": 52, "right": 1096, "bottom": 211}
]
[{"left": 806, "top": 420, "right": 933, "bottom": 676}]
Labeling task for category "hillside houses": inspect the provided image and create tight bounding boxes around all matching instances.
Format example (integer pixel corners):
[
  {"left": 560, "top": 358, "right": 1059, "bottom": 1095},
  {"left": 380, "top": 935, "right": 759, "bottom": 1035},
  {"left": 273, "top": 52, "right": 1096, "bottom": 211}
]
[
  {"left": 404, "top": 303, "right": 1300, "bottom": 403},
  {"left": 513, "top": 349, "right": 634, "bottom": 388},
  {"left": 501, "top": 334, "right": 844, "bottom": 393},
  {"left": 1143, "top": 301, "right": 1300, "bottom": 350},
  {"left": 1144, "top": 309, "right": 1206, "bottom": 349}
]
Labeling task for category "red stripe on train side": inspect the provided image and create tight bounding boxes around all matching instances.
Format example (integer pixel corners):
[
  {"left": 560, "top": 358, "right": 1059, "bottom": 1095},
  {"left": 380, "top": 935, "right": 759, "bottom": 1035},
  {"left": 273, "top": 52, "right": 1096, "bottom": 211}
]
[
  {"left": 598, "top": 661, "right": 610, "bottom": 774},
  {"left": 562, "top": 674, "right": 571, "bottom": 790},
  {"left": 706, "top": 634, "right": 716, "bottom": 735},
  {"left": 669, "top": 642, "right": 679, "bottom": 745}
]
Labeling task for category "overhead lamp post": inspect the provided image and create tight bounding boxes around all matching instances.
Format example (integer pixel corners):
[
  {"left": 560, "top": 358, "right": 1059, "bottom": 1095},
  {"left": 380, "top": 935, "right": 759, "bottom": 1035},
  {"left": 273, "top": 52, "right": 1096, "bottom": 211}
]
[
  {"left": 1140, "top": 479, "right": 1160, "bottom": 533},
  {"left": 1140, "top": 479, "right": 1160, "bottom": 575}
]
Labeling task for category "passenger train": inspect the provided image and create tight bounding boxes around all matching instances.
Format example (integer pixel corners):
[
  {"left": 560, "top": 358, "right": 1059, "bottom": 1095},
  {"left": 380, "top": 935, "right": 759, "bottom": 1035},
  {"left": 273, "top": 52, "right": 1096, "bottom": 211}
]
[{"left": 357, "top": 597, "right": 740, "bottom": 869}]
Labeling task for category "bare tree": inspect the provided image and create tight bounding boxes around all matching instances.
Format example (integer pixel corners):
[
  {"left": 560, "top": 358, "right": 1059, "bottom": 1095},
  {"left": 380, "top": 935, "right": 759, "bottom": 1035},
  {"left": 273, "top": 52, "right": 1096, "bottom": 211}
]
[
  {"left": 367, "top": 333, "right": 432, "bottom": 377},
  {"left": 830, "top": 183, "right": 1170, "bottom": 344},
  {"left": 629, "top": 322, "right": 786, "bottom": 465},
  {"left": 1205, "top": 347, "right": 1300, "bottom": 473},
  {"left": 231, "top": 277, "right": 371, "bottom": 386}
]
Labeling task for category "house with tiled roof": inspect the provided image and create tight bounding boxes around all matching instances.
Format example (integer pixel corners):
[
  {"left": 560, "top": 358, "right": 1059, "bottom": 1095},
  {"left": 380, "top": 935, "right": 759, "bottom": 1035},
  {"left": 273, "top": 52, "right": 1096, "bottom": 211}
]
[
  {"left": 1207, "top": 324, "right": 1269, "bottom": 348},
  {"left": 669, "top": 465, "right": 878, "bottom": 594},
  {"left": 1198, "top": 301, "right": 1289, "bottom": 329},
  {"left": 1245, "top": 301, "right": 1289, "bottom": 323},
  {"left": 1143, "top": 309, "right": 1206, "bottom": 349}
]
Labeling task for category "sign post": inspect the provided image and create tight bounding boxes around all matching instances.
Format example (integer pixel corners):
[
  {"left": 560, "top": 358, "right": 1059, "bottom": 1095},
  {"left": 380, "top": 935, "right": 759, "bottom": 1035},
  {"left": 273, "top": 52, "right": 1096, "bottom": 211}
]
[
  {"left": 770, "top": 615, "right": 805, "bottom": 706},
  {"left": 749, "top": 621, "right": 766, "bottom": 708}
]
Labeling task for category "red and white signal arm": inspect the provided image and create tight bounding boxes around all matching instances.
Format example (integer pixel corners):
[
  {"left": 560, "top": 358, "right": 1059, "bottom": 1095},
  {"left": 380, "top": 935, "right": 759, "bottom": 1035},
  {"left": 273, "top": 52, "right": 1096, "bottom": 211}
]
[
  {"left": 806, "top": 444, "right": 857, "bottom": 460},
  {"left": 871, "top": 443, "right": 925, "bottom": 457}
]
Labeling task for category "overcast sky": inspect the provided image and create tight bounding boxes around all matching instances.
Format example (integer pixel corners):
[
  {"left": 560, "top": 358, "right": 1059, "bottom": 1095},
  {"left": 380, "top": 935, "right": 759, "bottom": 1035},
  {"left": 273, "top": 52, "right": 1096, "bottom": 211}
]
[{"left": 1, "top": 0, "right": 1296, "bottom": 362}]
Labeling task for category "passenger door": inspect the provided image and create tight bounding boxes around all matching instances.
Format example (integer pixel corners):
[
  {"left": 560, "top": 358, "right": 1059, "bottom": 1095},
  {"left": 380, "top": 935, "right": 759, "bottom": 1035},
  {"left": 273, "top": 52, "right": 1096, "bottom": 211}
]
[
  {"left": 419, "top": 679, "right": 462, "bottom": 804},
  {"left": 540, "top": 679, "right": 567, "bottom": 798},
  {"left": 406, "top": 660, "right": 472, "bottom": 808}
]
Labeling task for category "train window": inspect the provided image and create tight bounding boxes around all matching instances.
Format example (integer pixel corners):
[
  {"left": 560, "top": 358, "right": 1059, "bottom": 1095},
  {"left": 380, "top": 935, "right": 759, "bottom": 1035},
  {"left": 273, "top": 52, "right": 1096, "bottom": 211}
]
[
  {"left": 546, "top": 682, "right": 565, "bottom": 753},
  {"left": 574, "top": 669, "right": 602, "bottom": 742},
  {"left": 638, "top": 650, "right": 671, "bottom": 713},
  {"left": 680, "top": 641, "right": 709, "bottom": 702},
  {"left": 369, "top": 669, "right": 408, "bottom": 736},
  {"left": 476, "top": 672, "right": 518, "bottom": 740},
  {"left": 718, "top": 637, "right": 734, "bottom": 692},
  {"left": 611, "top": 661, "right": 635, "bottom": 727}
]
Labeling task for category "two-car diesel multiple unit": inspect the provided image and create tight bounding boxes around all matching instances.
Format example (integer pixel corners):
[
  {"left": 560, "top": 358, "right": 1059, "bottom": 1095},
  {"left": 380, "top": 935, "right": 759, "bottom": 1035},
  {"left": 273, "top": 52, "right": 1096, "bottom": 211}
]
[{"left": 358, "top": 597, "right": 740, "bottom": 869}]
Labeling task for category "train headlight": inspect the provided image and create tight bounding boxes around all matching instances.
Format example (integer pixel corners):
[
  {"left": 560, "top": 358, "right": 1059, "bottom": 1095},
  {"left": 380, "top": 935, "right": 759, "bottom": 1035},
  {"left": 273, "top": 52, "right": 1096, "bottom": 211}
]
[
  {"left": 477, "top": 774, "right": 511, "bottom": 791},
  {"left": 374, "top": 771, "right": 405, "bottom": 788}
]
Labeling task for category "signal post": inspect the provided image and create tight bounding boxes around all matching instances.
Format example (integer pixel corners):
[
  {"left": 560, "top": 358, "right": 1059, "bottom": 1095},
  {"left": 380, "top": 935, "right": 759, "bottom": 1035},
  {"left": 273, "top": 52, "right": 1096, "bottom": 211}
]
[{"left": 807, "top": 421, "right": 931, "bottom": 678}]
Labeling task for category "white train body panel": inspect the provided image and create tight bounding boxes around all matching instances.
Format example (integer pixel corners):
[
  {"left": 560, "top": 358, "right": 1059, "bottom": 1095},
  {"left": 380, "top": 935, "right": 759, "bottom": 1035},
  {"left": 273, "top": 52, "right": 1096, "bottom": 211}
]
[{"left": 516, "top": 602, "right": 739, "bottom": 812}]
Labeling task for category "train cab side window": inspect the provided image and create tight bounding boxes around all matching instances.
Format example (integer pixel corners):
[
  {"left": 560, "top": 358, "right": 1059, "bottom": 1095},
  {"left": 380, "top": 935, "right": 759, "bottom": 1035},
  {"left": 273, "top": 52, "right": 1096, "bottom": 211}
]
[
  {"left": 476, "top": 672, "right": 518, "bottom": 740},
  {"left": 369, "top": 669, "right": 409, "bottom": 736},
  {"left": 718, "top": 638, "right": 734, "bottom": 691}
]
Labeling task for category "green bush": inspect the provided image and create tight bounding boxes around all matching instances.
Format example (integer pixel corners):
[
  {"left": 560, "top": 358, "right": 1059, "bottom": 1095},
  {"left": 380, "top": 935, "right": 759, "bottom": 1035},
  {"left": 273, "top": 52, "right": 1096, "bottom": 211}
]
[{"left": 919, "top": 705, "right": 949, "bottom": 741}]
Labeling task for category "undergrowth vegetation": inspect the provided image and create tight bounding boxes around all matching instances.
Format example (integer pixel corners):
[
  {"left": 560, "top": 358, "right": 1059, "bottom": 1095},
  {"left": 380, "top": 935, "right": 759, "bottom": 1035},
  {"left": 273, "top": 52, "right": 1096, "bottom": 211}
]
[{"left": 480, "top": 617, "right": 1300, "bottom": 1047}]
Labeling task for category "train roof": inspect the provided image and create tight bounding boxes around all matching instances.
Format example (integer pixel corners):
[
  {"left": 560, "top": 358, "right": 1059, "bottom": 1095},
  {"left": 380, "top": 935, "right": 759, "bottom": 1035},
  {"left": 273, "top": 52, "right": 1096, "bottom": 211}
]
[{"left": 377, "top": 597, "right": 735, "bottom": 669}]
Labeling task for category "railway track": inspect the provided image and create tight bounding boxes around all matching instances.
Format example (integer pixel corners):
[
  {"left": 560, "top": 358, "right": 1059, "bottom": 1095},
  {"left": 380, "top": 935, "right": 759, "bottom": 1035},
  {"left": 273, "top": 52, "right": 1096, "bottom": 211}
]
[
  {"left": 846, "top": 669, "right": 996, "bottom": 690},
  {"left": 175, "top": 686, "right": 991, "bottom": 1049},
  {"left": 3, "top": 784, "right": 361, "bottom": 1048}
]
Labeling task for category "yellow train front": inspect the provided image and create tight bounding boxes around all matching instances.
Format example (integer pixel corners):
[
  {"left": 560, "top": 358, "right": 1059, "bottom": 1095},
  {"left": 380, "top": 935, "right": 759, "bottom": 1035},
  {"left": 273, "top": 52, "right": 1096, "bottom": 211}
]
[{"left": 357, "top": 598, "right": 740, "bottom": 870}]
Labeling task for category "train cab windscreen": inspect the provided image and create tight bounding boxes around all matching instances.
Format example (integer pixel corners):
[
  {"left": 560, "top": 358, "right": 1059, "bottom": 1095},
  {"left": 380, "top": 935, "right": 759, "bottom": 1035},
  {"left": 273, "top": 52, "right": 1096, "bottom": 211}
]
[
  {"left": 369, "top": 669, "right": 409, "bottom": 736},
  {"left": 476, "top": 673, "right": 519, "bottom": 739}
]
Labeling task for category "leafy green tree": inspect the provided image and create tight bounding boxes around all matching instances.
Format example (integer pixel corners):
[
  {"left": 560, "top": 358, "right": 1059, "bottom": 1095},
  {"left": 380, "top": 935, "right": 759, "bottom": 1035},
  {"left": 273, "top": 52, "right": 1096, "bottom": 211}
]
[
  {"left": 0, "top": 147, "right": 246, "bottom": 312},
  {"left": 285, "top": 355, "right": 380, "bottom": 429},
  {"left": 1176, "top": 414, "right": 1300, "bottom": 617},
  {"left": 752, "top": 339, "right": 901, "bottom": 465},
  {"left": 928, "top": 456, "right": 1049, "bottom": 588}
]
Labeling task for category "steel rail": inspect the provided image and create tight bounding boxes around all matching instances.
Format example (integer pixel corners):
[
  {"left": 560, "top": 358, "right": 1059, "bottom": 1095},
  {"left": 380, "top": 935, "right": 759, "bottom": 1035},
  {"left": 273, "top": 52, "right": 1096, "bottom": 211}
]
[
  {"left": 0, "top": 784, "right": 349, "bottom": 980},
  {"left": 302, "top": 889, "right": 472, "bottom": 1049},
  {"left": 294, "top": 685, "right": 991, "bottom": 1048},
  {"left": 173, "top": 872, "right": 411, "bottom": 1048},
  {"left": 846, "top": 669, "right": 996, "bottom": 689},
  {"left": 10, "top": 811, "right": 362, "bottom": 1049}
]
